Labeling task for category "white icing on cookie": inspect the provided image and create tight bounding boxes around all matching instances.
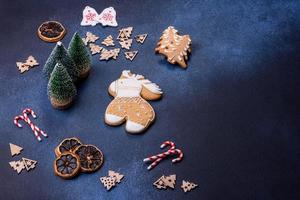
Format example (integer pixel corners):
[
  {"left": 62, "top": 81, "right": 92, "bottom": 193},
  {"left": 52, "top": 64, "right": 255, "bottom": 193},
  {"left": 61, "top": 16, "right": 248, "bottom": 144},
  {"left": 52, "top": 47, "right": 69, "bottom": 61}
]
[
  {"left": 105, "top": 114, "right": 124, "bottom": 125},
  {"left": 125, "top": 120, "right": 145, "bottom": 133},
  {"left": 121, "top": 70, "right": 163, "bottom": 95}
]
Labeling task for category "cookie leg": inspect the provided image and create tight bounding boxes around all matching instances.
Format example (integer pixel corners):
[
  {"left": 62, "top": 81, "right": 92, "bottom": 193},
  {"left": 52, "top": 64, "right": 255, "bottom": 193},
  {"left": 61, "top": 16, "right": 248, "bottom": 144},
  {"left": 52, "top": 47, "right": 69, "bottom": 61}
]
[
  {"left": 105, "top": 114, "right": 125, "bottom": 125},
  {"left": 125, "top": 120, "right": 146, "bottom": 134}
]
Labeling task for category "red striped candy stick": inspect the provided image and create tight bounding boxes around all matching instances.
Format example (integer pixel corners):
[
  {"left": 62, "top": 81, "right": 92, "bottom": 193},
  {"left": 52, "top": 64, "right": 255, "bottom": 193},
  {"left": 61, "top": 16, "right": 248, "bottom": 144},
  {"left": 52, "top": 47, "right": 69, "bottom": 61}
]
[
  {"left": 22, "top": 108, "right": 48, "bottom": 138},
  {"left": 144, "top": 140, "right": 176, "bottom": 162},
  {"left": 143, "top": 141, "right": 183, "bottom": 170},
  {"left": 13, "top": 108, "right": 48, "bottom": 142},
  {"left": 14, "top": 115, "right": 25, "bottom": 128},
  {"left": 160, "top": 141, "right": 175, "bottom": 150},
  {"left": 170, "top": 149, "right": 184, "bottom": 163}
]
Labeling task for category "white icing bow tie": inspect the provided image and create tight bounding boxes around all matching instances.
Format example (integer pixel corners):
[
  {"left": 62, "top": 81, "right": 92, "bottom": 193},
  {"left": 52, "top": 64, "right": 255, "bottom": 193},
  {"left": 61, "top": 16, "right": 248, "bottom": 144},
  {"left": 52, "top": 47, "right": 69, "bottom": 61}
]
[{"left": 80, "top": 6, "right": 118, "bottom": 27}]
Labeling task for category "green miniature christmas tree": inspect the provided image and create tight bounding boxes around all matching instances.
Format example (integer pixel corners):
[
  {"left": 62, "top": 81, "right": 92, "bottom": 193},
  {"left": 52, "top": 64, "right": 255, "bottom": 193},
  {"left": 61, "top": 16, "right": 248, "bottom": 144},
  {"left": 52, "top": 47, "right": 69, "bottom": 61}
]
[
  {"left": 68, "top": 32, "right": 91, "bottom": 79},
  {"left": 43, "top": 41, "right": 80, "bottom": 82},
  {"left": 47, "top": 62, "right": 77, "bottom": 109}
]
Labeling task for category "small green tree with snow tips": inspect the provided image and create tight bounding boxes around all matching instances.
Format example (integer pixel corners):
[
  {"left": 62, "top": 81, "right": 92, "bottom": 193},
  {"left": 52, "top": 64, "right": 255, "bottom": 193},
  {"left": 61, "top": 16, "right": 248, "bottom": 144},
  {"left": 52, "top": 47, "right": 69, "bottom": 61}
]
[
  {"left": 43, "top": 41, "right": 79, "bottom": 82},
  {"left": 47, "top": 62, "right": 77, "bottom": 109},
  {"left": 68, "top": 32, "right": 91, "bottom": 79}
]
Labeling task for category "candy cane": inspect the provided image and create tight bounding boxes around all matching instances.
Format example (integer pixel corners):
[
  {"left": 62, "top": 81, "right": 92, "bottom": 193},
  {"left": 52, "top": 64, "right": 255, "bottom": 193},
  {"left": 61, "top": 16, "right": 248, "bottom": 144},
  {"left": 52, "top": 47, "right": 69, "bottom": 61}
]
[
  {"left": 170, "top": 149, "right": 184, "bottom": 163},
  {"left": 13, "top": 108, "right": 48, "bottom": 142},
  {"left": 143, "top": 141, "right": 183, "bottom": 170},
  {"left": 14, "top": 115, "right": 25, "bottom": 128},
  {"left": 160, "top": 141, "right": 175, "bottom": 150}
]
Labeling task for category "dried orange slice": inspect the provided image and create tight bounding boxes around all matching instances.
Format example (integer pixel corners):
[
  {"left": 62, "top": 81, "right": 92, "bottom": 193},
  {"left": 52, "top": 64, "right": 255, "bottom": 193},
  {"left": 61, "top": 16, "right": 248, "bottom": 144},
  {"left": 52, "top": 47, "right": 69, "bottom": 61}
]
[
  {"left": 74, "top": 145, "right": 104, "bottom": 172},
  {"left": 55, "top": 137, "right": 82, "bottom": 157},
  {"left": 54, "top": 152, "right": 80, "bottom": 179},
  {"left": 38, "top": 21, "right": 66, "bottom": 42}
]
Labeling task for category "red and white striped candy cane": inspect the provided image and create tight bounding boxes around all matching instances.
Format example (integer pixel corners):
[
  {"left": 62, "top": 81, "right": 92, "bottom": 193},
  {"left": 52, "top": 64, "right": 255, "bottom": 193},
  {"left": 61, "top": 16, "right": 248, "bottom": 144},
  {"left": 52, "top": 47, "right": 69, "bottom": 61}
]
[
  {"left": 14, "top": 115, "right": 25, "bottom": 128},
  {"left": 169, "top": 149, "right": 184, "bottom": 163},
  {"left": 160, "top": 141, "right": 175, "bottom": 150},
  {"left": 143, "top": 141, "right": 183, "bottom": 170},
  {"left": 22, "top": 108, "right": 48, "bottom": 138},
  {"left": 13, "top": 108, "right": 48, "bottom": 142}
]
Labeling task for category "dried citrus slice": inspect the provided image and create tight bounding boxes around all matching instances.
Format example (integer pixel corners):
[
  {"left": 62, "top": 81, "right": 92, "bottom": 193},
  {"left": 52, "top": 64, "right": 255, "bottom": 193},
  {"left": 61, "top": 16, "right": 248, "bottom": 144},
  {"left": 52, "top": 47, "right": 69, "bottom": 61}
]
[
  {"left": 38, "top": 21, "right": 66, "bottom": 42},
  {"left": 74, "top": 145, "right": 104, "bottom": 172},
  {"left": 54, "top": 152, "right": 80, "bottom": 179},
  {"left": 55, "top": 137, "right": 82, "bottom": 157}
]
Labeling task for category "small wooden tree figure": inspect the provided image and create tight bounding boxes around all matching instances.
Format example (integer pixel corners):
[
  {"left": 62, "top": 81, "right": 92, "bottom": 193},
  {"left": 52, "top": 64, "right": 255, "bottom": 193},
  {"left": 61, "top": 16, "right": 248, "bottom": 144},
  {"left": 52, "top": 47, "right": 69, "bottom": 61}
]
[
  {"left": 155, "top": 26, "right": 192, "bottom": 68},
  {"left": 43, "top": 41, "right": 79, "bottom": 82},
  {"left": 68, "top": 32, "right": 91, "bottom": 79},
  {"left": 47, "top": 63, "right": 77, "bottom": 109}
]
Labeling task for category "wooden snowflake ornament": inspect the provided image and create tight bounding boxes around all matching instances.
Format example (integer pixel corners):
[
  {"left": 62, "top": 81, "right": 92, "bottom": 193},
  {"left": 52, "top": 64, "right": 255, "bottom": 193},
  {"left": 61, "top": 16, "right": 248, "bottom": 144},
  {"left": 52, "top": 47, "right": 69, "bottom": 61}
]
[{"left": 155, "top": 26, "right": 192, "bottom": 68}]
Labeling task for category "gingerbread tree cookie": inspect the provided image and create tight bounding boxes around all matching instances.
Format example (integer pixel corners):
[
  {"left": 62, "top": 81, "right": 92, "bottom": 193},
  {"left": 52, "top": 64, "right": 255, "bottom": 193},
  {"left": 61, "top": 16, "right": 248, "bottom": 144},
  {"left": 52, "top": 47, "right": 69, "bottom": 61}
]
[
  {"left": 105, "top": 70, "right": 163, "bottom": 134},
  {"left": 155, "top": 26, "right": 191, "bottom": 68}
]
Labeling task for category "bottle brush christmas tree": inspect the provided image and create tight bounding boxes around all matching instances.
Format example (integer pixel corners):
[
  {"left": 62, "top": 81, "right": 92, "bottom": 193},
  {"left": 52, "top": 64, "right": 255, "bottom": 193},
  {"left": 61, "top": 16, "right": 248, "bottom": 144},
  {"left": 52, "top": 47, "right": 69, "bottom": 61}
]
[
  {"left": 43, "top": 41, "right": 80, "bottom": 82},
  {"left": 47, "top": 62, "right": 77, "bottom": 109},
  {"left": 68, "top": 32, "right": 91, "bottom": 79}
]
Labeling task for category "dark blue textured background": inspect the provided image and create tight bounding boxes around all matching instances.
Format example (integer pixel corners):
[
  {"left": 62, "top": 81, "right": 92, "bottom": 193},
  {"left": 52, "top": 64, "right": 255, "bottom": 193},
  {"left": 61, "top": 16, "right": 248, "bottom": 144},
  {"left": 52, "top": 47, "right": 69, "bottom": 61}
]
[{"left": 0, "top": 0, "right": 300, "bottom": 199}]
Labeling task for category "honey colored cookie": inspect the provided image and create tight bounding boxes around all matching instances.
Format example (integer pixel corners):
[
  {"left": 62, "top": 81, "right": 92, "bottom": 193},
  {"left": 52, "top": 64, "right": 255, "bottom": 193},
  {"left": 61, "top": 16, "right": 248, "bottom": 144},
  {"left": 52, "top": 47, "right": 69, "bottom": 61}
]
[
  {"left": 105, "top": 70, "right": 163, "bottom": 134},
  {"left": 155, "top": 26, "right": 191, "bottom": 68},
  {"left": 74, "top": 145, "right": 104, "bottom": 172},
  {"left": 54, "top": 152, "right": 80, "bottom": 179},
  {"left": 55, "top": 137, "right": 82, "bottom": 157},
  {"left": 38, "top": 21, "right": 66, "bottom": 42}
]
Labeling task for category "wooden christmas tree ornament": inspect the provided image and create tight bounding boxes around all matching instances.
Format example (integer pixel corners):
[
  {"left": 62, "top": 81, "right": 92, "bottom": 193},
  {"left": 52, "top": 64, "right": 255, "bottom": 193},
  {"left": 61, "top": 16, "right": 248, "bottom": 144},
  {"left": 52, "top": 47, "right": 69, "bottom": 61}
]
[
  {"left": 119, "top": 39, "right": 132, "bottom": 50},
  {"left": 100, "top": 176, "right": 117, "bottom": 190},
  {"left": 86, "top": 32, "right": 99, "bottom": 43},
  {"left": 117, "top": 27, "right": 133, "bottom": 40},
  {"left": 135, "top": 34, "right": 147, "bottom": 44},
  {"left": 9, "top": 143, "right": 23, "bottom": 157},
  {"left": 101, "top": 35, "right": 115, "bottom": 46},
  {"left": 22, "top": 157, "right": 37, "bottom": 171},
  {"left": 9, "top": 160, "right": 25, "bottom": 174},
  {"left": 155, "top": 26, "right": 192, "bottom": 68},
  {"left": 124, "top": 51, "right": 138, "bottom": 61},
  {"left": 153, "top": 176, "right": 167, "bottom": 189},
  {"left": 89, "top": 43, "right": 103, "bottom": 55},
  {"left": 108, "top": 170, "right": 124, "bottom": 183},
  {"left": 25, "top": 56, "right": 39, "bottom": 67},
  {"left": 181, "top": 180, "right": 198, "bottom": 193},
  {"left": 163, "top": 174, "right": 176, "bottom": 189}
]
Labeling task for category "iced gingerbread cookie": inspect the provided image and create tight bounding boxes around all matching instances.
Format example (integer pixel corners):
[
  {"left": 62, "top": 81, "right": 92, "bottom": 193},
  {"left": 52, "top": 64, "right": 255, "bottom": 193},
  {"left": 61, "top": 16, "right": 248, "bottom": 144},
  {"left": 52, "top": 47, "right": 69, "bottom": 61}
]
[{"left": 105, "top": 70, "right": 163, "bottom": 134}]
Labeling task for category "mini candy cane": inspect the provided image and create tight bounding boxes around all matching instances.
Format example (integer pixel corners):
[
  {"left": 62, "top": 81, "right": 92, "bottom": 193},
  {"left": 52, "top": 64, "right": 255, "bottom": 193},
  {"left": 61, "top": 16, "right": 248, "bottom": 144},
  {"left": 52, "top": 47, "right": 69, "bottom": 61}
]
[
  {"left": 13, "top": 108, "right": 48, "bottom": 142},
  {"left": 143, "top": 141, "right": 183, "bottom": 170}
]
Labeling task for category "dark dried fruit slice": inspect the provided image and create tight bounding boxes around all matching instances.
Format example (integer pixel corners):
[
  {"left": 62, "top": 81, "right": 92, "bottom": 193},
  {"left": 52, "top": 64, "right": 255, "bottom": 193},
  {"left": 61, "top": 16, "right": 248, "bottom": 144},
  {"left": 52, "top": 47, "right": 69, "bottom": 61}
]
[
  {"left": 55, "top": 137, "right": 82, "bottom": 157},
  {"left": 74, "top": 145, "right": 104, "bottom": 172},
  {"left": 38, "top": 21, "right": 66, "bottom": 42},
  {"left": 54, "top": 152, "right": 80, "bottom": 179}
]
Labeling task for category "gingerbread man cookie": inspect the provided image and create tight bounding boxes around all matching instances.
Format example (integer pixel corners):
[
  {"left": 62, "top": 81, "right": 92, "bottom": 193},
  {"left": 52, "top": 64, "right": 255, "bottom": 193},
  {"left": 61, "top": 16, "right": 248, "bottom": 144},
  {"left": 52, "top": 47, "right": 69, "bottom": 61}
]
[{"left": 105, "top": 70, "right": 162, "bottom": 134}]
